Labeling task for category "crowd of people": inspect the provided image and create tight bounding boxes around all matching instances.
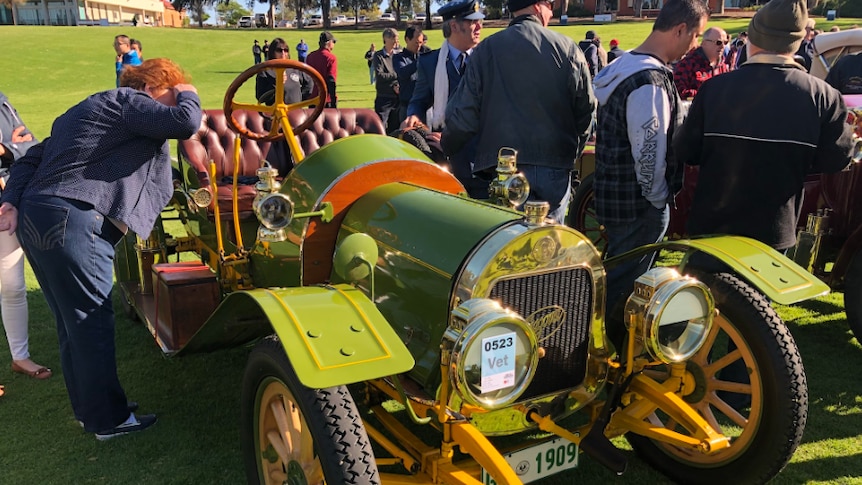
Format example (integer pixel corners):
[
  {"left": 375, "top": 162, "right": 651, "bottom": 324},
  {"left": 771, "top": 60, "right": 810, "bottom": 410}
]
[{"left": 0, "top": 0, "right": 858, "bottom": 438}]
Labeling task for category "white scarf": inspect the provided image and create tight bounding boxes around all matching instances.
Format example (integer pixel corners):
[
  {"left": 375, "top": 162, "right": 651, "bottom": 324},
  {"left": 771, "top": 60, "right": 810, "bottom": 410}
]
[{"left": 430, "top": 40, "right": 451, "bottom": 130}]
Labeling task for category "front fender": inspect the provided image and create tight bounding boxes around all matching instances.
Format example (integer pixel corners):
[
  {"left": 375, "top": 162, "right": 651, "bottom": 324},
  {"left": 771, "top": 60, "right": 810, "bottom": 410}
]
[
  {"left": 606, "top": 235, "right": 830, "bottom": 305},
  {"left": 179, "top": 284, "right": 414, "bottom": 389}
]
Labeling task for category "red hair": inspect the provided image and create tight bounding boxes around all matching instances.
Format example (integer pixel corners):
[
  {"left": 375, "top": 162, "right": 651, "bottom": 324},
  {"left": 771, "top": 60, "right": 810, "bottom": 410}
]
[{"left": 120, "top": 58, "right": 189, "bottom": 90}]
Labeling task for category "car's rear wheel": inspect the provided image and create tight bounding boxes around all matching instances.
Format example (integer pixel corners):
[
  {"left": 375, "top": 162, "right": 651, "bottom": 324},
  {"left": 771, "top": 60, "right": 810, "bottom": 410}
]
[
  {"left": 626, "top": 272, "right": 807, "bottom": 485},
  {"left": 845, "top": 248, "right": 862, "bottom": 342},
  {"left": 565, "top": 173, "right": 607, "bottom": 256},
  {"left": 241, "top": 335, "right": 380, "bottom": 485}
]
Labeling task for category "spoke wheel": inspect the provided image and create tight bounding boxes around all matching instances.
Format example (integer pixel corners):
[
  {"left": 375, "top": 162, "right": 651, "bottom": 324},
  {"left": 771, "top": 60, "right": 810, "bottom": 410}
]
[
  {"left": 845, "top": 249, "right": 862, "bottom": 342},
  {"left": 565, "top": 173, "right": 607, "bottom": 256},
  {"left": 627, "top": 272, "right": 807, "bottom": 484},
  {"left": 241, "top": 336, "right": 380, "bottom": 485}
]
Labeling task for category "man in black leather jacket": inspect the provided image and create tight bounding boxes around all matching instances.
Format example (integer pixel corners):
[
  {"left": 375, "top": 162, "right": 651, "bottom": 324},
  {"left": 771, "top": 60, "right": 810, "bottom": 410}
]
[{"left": 441, "top": 0, "right": 595, "bottom": 223}]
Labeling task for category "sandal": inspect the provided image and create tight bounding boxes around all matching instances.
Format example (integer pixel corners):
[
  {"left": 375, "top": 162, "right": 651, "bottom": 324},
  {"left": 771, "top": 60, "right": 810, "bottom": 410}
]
[{"left": 11, "top": 362, "right": 53, "bottom": 380}]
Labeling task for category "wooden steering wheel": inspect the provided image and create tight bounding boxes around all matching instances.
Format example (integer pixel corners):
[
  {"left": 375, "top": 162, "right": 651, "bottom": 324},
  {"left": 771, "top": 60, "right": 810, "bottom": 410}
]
[{"left": 223, "top": 59, "right": 326, "bottom": 142}]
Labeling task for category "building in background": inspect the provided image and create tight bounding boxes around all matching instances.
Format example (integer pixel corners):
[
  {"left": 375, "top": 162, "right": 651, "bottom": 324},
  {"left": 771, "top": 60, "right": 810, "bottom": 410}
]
[
  {"left": 1, "top": 0, "right": 184, "bottom": 26},
  {"left": 583, "top": 0, "right": 740, "bottom": 17}
]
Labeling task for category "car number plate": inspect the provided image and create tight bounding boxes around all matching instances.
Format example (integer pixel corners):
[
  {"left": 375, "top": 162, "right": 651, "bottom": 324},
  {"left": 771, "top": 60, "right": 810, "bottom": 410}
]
[{"left": 480, "top": 437, "right": 578, "bottom": 484}]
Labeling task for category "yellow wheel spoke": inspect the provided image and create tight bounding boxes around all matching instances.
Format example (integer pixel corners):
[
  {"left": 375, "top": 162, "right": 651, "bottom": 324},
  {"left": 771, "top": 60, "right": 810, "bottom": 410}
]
[
  {"left": 268, "top": 469, "right": 287, "bottom": 482},
  {"left": 288, "top": 400, "right": 304, "bottom": 463},
  {"left": 270, "top": 398, "right": 297, "bottom": 460},
  {"left": 266, "top": 430, "right": 289, "bottom": 463},
  {"left": 232, "top": 101, "right": 276, "bottom": 114},
  {"left": 710, "top": 394, "right": 748, "bottom": 427},
  {"left": 712, "top": 379, "right": 751, "bottom": 394},
  {"left": 704, "top": 348, "right": 743, "bottom": 376},
  {"left": 699, "top": 399, "right": 722, "bottom": 432}
]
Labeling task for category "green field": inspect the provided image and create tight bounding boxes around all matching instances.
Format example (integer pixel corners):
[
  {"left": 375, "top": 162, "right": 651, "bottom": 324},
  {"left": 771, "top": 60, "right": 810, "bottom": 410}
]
[{"left": 1, "top": 20, "right": 861, "bottom": 484}]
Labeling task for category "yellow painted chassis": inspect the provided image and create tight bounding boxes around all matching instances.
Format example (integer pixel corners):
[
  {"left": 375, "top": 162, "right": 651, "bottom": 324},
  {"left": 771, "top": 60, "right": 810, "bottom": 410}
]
[{"left": 361, "top": 356, "right": 729, "bottom": 485}]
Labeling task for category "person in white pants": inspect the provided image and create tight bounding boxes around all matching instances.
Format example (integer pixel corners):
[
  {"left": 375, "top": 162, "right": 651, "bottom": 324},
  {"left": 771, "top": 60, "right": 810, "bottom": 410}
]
[{"left": 0, "top": 91, "right": 52, "bottom": 383}]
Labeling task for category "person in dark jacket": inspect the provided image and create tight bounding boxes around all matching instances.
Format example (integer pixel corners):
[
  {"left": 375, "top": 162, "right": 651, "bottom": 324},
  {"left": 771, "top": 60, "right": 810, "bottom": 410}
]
[
  {"left": 441, "top": 0, "right": 596, "bottom": 223},
  {"left": 373, "top": 28, "right": 401, "bottom": 134},
  {"left": 675, "top": 0, "right": 853, "bottom": 252},
  {"left": 255, "top": 38, "right": 313, "bottom": 106},
  {"left": 402, "top": 0, "right": 485, "bottom": 198},
  {"left": 607, "top": 38, "right": 625, "bottom": 63},
  {"left": 255, "top": 38, "right": 312, "bottom": 174},
  {"left": 394, "top": 26, "right": 425, "bottom": 123},
  {"left": 578, "top": 30, "right": 599, "bottom": 77},
  {"left": 825, "top": 51, "right": 862, "bottom": 94},
  {"left": 0, "top": 58, "right": 202, "bottom": 441}
]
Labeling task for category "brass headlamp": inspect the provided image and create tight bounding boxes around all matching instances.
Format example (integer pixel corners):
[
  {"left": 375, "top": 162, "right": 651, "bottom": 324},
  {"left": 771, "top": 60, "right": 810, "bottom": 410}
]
[{"left": 488, "top": 147, "right": 530, "bottom": 209}]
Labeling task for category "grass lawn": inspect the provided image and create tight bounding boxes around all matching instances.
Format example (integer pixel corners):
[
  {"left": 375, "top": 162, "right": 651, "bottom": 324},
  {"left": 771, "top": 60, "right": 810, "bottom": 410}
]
[{"left": 1, "top": 19, "right": 861, "bottom": 484}]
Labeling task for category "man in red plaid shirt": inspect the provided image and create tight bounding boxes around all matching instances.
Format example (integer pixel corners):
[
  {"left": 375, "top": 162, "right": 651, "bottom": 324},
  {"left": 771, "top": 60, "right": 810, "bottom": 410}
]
[{"left": 673, "top": 27, "right": 729, "bottom": 99}]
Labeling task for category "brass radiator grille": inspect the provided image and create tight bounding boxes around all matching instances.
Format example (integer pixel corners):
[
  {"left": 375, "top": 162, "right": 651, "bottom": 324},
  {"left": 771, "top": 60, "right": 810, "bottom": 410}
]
[{"left": 489, "top": 268, "right": 593, "bottom": 400}]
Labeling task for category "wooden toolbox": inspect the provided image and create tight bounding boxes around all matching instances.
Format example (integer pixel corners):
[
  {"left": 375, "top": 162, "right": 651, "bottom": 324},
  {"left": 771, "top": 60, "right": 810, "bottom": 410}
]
[{"left": 152, "top": 262, "right": 220, "bottom": 350}]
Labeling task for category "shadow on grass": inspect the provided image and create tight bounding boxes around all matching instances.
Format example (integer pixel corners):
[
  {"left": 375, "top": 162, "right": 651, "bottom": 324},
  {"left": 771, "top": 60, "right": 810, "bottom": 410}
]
[{"left": 780, "top": 451, "right": 862, "bottom": 483}]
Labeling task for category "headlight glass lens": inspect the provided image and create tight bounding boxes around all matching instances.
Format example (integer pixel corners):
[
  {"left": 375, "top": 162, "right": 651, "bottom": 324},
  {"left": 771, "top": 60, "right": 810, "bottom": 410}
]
[
  {"left": 256, "top": 193, "right": 294, "bottom": 230},
  {"left": 646, "top": 281, "right": 714, "bottom": 363},
  {"left": 447, "top": 300, "right": 538, "bottom": 410},
  {"left": 504, "top": 174, "right": 530, "bottom": 207}
]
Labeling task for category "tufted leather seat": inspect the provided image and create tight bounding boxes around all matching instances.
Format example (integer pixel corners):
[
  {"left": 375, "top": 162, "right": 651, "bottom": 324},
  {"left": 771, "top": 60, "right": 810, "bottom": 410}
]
[
  {"left": 177, "top": 108, "right": 386, "bottom": 217},
  {"left": 288, "top": 108, "right": 388, "bottom": 154}
]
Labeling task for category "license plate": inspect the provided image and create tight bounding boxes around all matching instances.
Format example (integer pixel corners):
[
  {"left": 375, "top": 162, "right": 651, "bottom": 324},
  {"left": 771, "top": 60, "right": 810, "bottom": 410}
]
[{"left": 481, "top": 437, "right": 578, "bottom": 484}]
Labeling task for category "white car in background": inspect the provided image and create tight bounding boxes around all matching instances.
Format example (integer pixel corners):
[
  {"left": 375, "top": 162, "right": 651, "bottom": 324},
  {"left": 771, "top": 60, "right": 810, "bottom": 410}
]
[
  {"left": 414, "top": 12, "right": 426, "bottom": 22},
  {"left": 380, "top": 12, "right": 395, "bottom": 21},
  {"left": 334, "top": 15, "right": 347, "bottom": 24},
  {"left": 431, "top": 14, "right": 443, "bottom": 22},
  {"left": 308, "top": 14, "right": 323, "bottom": 25}
]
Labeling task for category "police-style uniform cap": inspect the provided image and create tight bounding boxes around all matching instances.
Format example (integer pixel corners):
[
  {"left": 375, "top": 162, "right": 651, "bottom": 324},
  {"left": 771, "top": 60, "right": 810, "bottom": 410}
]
[
  {"left": 319, "top": 31, "right": 336, "bottom": 44},
  {"left": 438, "top": 0, "right": 485, "bottom": 21}
]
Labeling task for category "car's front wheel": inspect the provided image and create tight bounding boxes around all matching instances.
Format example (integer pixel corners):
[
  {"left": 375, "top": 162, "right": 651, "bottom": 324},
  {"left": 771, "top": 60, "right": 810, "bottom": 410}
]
[
  {"left": 626, "top": 272, "right": 807, "bottom": 485},
  {"left": 241, "top": 335, "right": 380, "bottom": 485}
]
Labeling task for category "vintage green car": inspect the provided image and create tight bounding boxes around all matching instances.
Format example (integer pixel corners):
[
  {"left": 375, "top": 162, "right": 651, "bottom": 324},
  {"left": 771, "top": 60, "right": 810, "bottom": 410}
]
[{"left": 115, "top": 60, "right": 827, "bottom": 484}]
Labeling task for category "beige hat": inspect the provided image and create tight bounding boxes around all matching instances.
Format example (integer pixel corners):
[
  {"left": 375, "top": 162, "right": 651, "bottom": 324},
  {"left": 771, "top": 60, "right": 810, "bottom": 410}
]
[{"left": 747, "top": 0, "right": 808, "bottom": 54}]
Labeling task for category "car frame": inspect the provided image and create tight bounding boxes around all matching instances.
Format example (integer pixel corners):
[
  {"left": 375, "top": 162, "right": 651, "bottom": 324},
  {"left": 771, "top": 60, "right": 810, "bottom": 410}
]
[
  {"left": 380, "top": 12, "right": 395, "bottom": 21},
  {"left": 114, "top": 59, "right": 825, "bottom": 485}
]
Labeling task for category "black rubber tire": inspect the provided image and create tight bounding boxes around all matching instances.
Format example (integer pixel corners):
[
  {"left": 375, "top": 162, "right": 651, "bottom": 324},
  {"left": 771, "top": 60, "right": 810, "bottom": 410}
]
[
  {"left": 626, "top": 272, "right": 808, "bottom": 485},
  {"left": 241, "top": 335, "right": 381, "bottom": 485},
  {"left": 845, "top": 249, "right": 862, "bottom": 342},
  {"left": 565, "top": 173, "right": 607, "bottom": 256}
]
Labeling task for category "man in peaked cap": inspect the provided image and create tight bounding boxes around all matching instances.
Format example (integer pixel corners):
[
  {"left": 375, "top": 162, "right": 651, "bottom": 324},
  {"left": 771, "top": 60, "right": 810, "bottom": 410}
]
[
  {"left": 400, "top": 0, "right": 486, "bottom": 197},
  {"left": 306, "top": 31, "right": 338, "bottom": 107},
  {"left": 675, "top": 0, "right": 853, "bottom": 254},
  {"left": 441, "top": 0, "right": 596, "bottom": 223}
]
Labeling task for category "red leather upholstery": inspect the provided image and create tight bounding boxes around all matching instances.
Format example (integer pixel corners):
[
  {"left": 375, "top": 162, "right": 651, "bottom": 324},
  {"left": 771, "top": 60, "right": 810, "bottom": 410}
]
[
  {"left": 288, "top": 108, "right": 387, "bottom": 154},
  {"left": 177, "top": 108, "right": 385, "bottom": 216}
]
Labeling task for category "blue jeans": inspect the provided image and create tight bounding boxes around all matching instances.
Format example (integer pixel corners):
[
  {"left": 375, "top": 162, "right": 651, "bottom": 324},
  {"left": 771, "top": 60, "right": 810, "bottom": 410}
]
[
  {"left": 17, "top": 195, "right": 130, "bottom": 432},
  {"left": 518, "top": 165, "right": 572, "bottom": 224},
  {"left": 603, "top": 203, "right": 670, "bottom": 312}
]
